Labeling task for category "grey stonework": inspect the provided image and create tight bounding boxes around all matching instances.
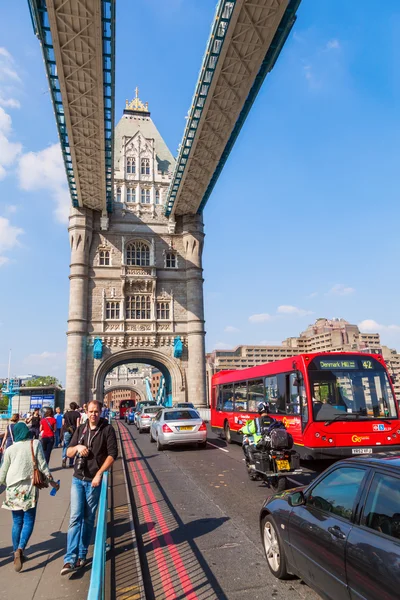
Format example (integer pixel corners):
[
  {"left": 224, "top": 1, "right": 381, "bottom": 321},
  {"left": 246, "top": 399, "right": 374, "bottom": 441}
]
[{"left": 65, "top": 104, "right": 207, "bottom": 407}]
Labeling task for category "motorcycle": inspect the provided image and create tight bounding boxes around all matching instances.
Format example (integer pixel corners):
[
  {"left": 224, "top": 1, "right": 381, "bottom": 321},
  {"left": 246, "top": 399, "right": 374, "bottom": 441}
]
[{"left": 242, "top": 423, "right": 302, "bottom": 492}]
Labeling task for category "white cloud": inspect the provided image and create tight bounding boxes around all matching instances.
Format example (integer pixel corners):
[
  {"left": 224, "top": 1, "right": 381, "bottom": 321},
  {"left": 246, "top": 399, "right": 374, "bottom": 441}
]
[
  {"left": 224, "top": 325, "right": 239, "bottom": 333},
  {"left": 0, "top": 95, "right": 20, "bottom": 109},
  {"left": 326, "top": 39, "right": 340, "bottom": 51},
  {"left": 0, "top": 47, "right": 21, "bottom": 83},
  {"left": 249, "top": 313, "right": 273, "bottom": 323},
  {"left": 359, "top": 320, "right": 400, "bottom": 334},
  {"left": 0, "top": 216, "right": 24, "bottom": 266},
  {"left": 0, "top": 106, "right": 22, "bottom": 179},
  {"left": 18, "top": 144, "right": 70, "bottom": 223},
  {"left": 327, "top": 283, "right": 355, "bottom": 296},
  {"left": 277, "top": 305, "right": 313, "bottom": 317}
]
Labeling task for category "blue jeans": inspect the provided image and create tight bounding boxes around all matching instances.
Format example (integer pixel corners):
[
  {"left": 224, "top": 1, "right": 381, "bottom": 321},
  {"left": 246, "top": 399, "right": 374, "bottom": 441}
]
[
  {"left": 62, "top": 431, "right": 74, "bottom": 466},
  {"left": 64, "top": 477, "right": 101, "bottom": 564},
  {"left": 12, "top": 506, "right": 37, "bottom": 551},
  {"left": 55, "top": 428, "right": 61, "bottom": 447}
]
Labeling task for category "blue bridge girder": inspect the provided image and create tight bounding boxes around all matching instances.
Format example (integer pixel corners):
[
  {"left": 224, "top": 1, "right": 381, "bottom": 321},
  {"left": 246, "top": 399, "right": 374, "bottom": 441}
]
[
  {"left": 166, "top": 0, "right": 302, "bottom": 217},
  {"left": 28, "top": 0, "right": 115, "bottom": 214}
]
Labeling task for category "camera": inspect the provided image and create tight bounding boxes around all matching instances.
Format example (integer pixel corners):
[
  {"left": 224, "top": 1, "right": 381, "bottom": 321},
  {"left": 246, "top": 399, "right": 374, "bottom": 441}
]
[{"left": 75, "top": 453, "right": 87, "bottom": 474}]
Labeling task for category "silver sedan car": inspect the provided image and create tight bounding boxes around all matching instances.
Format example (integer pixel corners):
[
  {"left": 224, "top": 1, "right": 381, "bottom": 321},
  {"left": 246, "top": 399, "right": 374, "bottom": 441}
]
[
  {"left": 136, "top": 406, "right": 160, "bottom": 433},
  {"left": 150, "top": 408, "right": 207, "bottom": 450}
]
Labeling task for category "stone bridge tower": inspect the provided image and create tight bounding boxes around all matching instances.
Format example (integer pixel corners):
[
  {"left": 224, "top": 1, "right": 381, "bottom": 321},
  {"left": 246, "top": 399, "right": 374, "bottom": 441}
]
[{"left": 66, "top": 92, "right": 207, "bottom": 407}]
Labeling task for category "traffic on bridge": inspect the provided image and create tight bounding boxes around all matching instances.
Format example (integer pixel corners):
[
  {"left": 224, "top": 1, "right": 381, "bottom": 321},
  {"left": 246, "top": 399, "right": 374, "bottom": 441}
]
[{"left": 1, "top": 0, "right": 400, "bottom": 599}]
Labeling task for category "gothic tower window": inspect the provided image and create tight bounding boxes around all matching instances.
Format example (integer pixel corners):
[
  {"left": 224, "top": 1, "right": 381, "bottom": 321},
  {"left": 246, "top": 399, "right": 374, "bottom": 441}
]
[
  {"left": 99, "top": 250, "right": 110, "bottom": 266},
  {"left": 116, "top": 187, "right": 121, "bottom": 202},
  {"left": 106, "top": 301, "right": 120, "bottom": 319},
  {"left": 140, "top": 188, "right": 150, "bottom": 204},
  {"left": 141, "top": 158, "right": 150, "bottom": 175},
  {"left": 126, "top": 241, "right": 150, "bottom": 266},
  {"left": 126, "top": 187, "right": 136, "bottom": 203},
  {"left": 127, "top": 157, "right": 135, "bottom": 174},
  {"left": 157, "top": 302, "right": 170, "bottom": 320},
  {"left": 165, "top": 252, "right": 177, "bottom": 268},
  {"left": 155, "top": 189, "right": 160, "bottom": 204},
  {"left": 126, "top": 295, "right": 151, "bottom": 319}
]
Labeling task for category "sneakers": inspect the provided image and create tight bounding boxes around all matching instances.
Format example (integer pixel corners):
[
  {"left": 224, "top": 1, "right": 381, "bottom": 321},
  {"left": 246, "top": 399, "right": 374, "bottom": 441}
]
[
  {"left": 60, "top": 563, "right": 76, "bottom": 576},
  {"left": 76, "top": 557, "right": 87, "bottom": 569},
  {"left": 14, "top": 549, "right": 23, "bottom": 572}
]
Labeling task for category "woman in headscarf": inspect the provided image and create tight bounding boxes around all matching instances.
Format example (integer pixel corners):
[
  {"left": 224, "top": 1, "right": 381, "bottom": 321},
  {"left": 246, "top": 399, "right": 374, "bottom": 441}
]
[{"left": 0, "top": 422, "right": 59, "bottom": 572}]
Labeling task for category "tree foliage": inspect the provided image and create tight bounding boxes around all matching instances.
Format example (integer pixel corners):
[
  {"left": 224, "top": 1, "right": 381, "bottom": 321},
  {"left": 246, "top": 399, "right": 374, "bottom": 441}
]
[{"left": 25, "top": 376, "right": 60, "bottom": 387}]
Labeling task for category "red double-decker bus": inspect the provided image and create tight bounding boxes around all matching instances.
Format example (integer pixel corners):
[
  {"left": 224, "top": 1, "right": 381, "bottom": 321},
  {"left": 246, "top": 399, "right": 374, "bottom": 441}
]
[
  {"left": 211, "top": 352, "right": 400, "bottom": 459},
  {"left": 119, "top": 399, "right": 136, "bottom": 420}
]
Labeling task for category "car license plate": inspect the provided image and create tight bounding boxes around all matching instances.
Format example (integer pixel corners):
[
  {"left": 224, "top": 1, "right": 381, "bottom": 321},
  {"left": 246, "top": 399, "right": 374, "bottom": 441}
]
[
  {"left": 179, "top": 426, "right": 193, "bottom": 431},
  {"left": 276, "top": 459, "right": 290, "bottom": 471},
  {"left": 352, "top": 448, "right": 373, "bottom": 454}
]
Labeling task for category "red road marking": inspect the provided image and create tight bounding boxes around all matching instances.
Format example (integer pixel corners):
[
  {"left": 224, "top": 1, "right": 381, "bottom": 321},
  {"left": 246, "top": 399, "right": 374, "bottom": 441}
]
[{"left": 119, "top": 423, "right": 199, "bottom": 600}]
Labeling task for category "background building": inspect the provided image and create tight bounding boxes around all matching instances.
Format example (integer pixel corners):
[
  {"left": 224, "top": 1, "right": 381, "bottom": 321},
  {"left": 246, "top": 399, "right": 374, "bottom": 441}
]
[{"left": 206, "top": 318, "right": 400, "bottom": 402}]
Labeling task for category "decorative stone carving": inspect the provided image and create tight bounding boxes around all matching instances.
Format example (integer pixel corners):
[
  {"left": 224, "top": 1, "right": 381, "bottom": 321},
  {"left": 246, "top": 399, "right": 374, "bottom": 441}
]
[
  {"left": 105, "top": 323, "right": 123, "bottom": 332},
  {"left": 126, "top": 324, "right": 152, "bottom": 332},
  {"left": 157, "top": 324, "right": 171, "bottom": 331}
]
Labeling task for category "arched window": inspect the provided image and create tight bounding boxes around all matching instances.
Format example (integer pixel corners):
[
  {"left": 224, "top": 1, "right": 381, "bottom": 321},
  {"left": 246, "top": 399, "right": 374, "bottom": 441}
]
[
  {"left": 126, "top": 187, "right": 136, "bottom": 203},
  {"left": 165, "top": 252, "right": 176, "bottom": 268},
  {"left": 126, "top": 157, "right": 135, "bottom": 174},
  {"left": 157, "top": 302, "right": 170, "bottom": 320},
  {"left": 116, "top": 187, "right": 121, "bottom": 202},
  {"left": 126, "top": 241, "right": 150, "bottom": 266},
  {"left": 126, "top": 295, "right": 151, "bottom": 319},
  {"left": 155, "top": 189, "right": 160, "bottom": 205},
  {"left": 99, "top": 250, "right": 110, "bottom": 266},
  {"left": 141, "top": 158, "right": 150, "bottom": 175},
  {"left": 106, "top": 301, "right": 120, "bottom": 319},
  {"left": 140, "top": 188, "right": 150, "bottom": 204}
]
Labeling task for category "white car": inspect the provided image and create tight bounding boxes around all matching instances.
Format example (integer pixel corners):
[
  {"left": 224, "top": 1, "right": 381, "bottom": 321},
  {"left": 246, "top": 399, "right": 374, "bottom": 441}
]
[
  {"left": 136, "top": 406, "right": 160, "bottom": 433},
  {"left": 150, "top": 408, "right": 207, "bottom": 450}
]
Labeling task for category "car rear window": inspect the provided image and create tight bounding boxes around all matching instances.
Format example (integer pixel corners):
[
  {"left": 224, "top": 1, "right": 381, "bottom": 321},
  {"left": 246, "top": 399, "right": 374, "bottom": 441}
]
[
  {"left": 164, "top": 410, "right": 199, "bottom": 421},
  {"left": 143, "top": 407, "right": 160, "bottom": 414}
]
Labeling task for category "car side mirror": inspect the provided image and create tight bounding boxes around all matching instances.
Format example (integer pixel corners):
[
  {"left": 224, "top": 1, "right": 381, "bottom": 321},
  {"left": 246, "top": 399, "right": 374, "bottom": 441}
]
[{"left": 288, "top": 491, "right": 305, "bottom": 507}]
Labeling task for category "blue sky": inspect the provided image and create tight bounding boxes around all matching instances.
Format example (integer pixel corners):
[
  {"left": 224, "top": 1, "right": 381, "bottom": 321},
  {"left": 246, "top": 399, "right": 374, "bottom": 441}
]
[{"left": 1, "top": 0, "right": 400, "bottom": 383}]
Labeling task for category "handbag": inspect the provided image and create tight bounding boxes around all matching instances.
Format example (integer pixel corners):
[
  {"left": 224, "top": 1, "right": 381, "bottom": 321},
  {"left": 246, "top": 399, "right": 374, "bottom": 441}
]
[{"left": 31, "top": 440, "right": 49, "bottom": 489}]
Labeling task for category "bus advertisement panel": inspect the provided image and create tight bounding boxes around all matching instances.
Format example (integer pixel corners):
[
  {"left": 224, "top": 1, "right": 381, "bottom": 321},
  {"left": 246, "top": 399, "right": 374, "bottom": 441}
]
[{"left": 211, "top": 352, "right": 400, "bottom": 459}]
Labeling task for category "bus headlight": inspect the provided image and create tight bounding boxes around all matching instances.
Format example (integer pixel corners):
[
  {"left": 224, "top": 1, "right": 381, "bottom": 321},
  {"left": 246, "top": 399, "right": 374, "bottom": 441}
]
[
  {"left": 315, "top": 432, "right": 320, "bottom": 438},
  {"left": 397, "top": 430, "right": 400, "bottom": 434},
  {"left": 387, "top": 436, "right": 392, "bottom": 441},
  {"left": 329, "top": 438, "right": 333, "bottom": 443}
]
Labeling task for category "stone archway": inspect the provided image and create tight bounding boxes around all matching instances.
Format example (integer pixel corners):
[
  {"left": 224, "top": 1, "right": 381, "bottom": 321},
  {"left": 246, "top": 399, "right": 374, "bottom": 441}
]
[{"left": 93, "top": 348, "right": 185, "bottom": 405}]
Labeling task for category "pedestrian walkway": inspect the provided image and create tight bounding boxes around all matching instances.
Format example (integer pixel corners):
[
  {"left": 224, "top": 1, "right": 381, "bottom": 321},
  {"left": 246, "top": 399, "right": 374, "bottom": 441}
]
[{"left": 0, "top": 447, "right": 91, "bottom": 600}]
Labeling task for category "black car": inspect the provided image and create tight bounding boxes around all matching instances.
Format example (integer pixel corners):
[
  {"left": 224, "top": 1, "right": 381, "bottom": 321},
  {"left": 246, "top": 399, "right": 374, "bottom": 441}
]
[{"left": 260, "top": 453, "right": 400, "bottom": 600}]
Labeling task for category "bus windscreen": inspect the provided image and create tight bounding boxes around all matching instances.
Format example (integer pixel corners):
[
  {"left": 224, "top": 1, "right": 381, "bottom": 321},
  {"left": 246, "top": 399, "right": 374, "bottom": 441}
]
[{"left": 308, "top": 356, "right": 397, "bottom": 421}]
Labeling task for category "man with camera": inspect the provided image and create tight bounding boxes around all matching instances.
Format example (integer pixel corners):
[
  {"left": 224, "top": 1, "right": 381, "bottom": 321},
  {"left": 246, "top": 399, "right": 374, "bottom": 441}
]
[{"left": 61, "top": 400, "right": 118, "bottom": 575}]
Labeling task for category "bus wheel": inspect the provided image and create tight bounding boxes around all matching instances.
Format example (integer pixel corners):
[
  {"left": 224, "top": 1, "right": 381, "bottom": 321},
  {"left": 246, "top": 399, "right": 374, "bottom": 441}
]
[{"left": 224, "top": 422, "right": 232, "bottom": 444}]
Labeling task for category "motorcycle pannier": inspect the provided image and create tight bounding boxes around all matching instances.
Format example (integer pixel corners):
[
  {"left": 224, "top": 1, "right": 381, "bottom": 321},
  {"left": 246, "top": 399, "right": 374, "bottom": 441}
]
[{"left": 270, "top": 428, "right": 293, "bottom": 450}]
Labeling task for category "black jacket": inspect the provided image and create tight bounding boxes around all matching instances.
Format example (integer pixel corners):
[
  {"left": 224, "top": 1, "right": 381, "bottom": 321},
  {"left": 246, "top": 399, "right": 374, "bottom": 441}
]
[{"left": 69, "top": 418, "right": 118, "bottom": 480}]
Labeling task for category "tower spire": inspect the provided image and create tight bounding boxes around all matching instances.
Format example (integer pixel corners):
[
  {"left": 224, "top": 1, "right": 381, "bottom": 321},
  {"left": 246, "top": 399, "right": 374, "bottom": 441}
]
[{"left": 125, "top": 87, "right": 150, "bottom": 115}]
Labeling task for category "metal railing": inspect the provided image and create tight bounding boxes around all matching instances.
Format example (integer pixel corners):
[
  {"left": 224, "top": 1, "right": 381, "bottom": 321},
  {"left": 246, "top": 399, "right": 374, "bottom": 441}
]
[{"left": 87, "top": 470, "right": 109, "bottom": 600}]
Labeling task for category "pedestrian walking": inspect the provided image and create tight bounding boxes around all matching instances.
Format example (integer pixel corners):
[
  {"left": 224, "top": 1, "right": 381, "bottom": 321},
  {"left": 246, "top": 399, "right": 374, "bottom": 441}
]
[
  {"left": 61, "top": 400, "right": 117, "bottom": 575},
  {"left": 62, "top": 402, "right": 81, "bottom": 468},
  {"left": 80, "top": 404, "right": 88, "bottom": 424},
  {"left": 55, "top": 407, "right": 63, "bottom": 448},
  {"left": 0, "top": 414, "right": 20, "bottom": 453},
  {"left": 0, "top": 422, "right": 59, "bottom": 571},
  {"left": 39, "top": 408, "right": 56, "bottom": 465},
  {"left": 26, "top": 409, "right": 41, "bottom": 440}
]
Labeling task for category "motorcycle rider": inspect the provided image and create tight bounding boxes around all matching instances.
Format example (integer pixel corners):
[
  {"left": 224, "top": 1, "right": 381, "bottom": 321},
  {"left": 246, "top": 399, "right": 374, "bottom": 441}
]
[{"left": 239, "top": 401, "right": 275, "bottom": 460}]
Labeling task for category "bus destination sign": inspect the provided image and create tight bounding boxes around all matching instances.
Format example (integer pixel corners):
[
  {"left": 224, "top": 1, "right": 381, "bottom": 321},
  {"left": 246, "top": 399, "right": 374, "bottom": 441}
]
[{"left": 320, "top": 360, "right": 357, "bottom": 370}]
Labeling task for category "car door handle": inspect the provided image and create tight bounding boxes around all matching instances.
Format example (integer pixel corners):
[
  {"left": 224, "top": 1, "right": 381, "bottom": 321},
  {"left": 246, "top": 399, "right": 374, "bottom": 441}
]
[{"left": 328, "top": 526, "right": 346, "bottom": 540}]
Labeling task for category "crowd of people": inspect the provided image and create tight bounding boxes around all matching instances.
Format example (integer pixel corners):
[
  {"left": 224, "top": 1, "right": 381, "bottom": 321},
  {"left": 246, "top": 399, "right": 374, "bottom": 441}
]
[{"left": 0, "top": 400, "right": 117, "bottom": 575}]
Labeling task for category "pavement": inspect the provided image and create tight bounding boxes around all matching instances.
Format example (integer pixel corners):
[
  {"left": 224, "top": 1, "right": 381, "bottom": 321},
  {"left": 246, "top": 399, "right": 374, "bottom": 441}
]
[
  {"left": 0, "top": 446, "right": 91, "bottom": 600},
  {"left": 118, "top": 420, "right": 322, "bottom": 600}
]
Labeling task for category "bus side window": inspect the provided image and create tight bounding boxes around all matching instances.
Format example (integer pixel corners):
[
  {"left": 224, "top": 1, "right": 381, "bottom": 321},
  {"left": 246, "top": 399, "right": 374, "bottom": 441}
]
[
  {"left": 287, "top": 373, "right": 301, "bottom": 415},
  {"left": 276, "top": 374, "right": 287, "bottom": 414},
  {"left": 221, "top": 384, "right": 234, "bottom": 411},
  {"left": 265, "top": 376, "right": 279, "bottom": 413},
  {"left": 248, "top": 378, "right": 264, "bottom": 412},
  {"left": 234, "top": 381, "right": 247, "bottom": 411}
]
